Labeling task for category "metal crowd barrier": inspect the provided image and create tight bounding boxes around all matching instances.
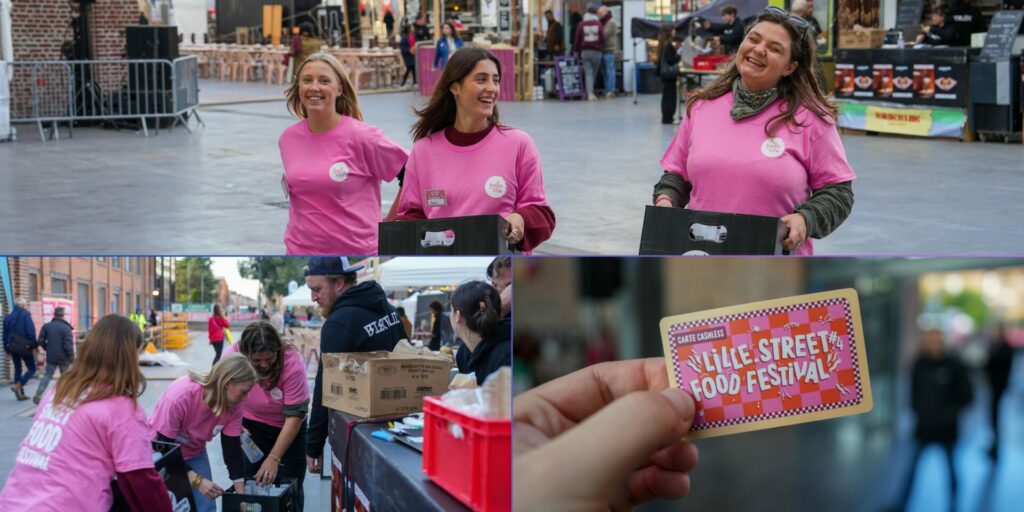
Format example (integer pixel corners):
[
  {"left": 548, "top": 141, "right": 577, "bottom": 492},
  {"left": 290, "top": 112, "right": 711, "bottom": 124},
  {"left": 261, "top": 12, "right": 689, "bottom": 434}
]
[{"left": 8, "top": 56, "right": 204, "bottom": 141}]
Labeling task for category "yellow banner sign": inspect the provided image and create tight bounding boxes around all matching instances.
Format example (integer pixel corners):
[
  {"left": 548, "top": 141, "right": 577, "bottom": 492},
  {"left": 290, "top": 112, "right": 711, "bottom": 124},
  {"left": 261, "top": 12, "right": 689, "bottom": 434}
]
[{"left": 864, "top": 106, "right": 933, "bottom": 137}]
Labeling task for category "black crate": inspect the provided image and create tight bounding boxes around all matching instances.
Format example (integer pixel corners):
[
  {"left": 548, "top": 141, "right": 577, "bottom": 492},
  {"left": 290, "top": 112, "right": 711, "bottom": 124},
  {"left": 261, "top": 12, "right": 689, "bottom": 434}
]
[
  {"left": 379, "top": 215, "right": 519, "bottom": 255},
  {"left": 639, "top": 206, "right": 786, "bottom": 255},
  {"left": 222, "top": 477, "right": 298, "bottom": 512},
  {"left": 110, "top": 441, "right": 194, "bottom": 512}
]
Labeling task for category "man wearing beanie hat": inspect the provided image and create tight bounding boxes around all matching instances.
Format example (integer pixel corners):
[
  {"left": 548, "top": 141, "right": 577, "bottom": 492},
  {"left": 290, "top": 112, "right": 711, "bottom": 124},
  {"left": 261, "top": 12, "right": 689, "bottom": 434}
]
[{"left": 303, "top": 257, "right": 408, "bottom": 473}]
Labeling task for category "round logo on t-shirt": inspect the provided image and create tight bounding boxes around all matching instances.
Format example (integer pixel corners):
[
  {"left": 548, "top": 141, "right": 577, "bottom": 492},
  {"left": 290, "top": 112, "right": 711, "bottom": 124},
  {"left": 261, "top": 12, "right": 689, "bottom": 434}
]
[
  {"left": 270, "top": 387, "right": 284, "bottom": 401},
  {"left": 212, "top": 425, "right": 224, "bottom": 437},
  {"left": 761, "top": 138, "right": 786, "bottom": 158},
  {"left": 485, "top": 176, "right": 507, "bottom": 198},
  {"left": 329, "top": 162, "right": 350, "bottom": 182}
]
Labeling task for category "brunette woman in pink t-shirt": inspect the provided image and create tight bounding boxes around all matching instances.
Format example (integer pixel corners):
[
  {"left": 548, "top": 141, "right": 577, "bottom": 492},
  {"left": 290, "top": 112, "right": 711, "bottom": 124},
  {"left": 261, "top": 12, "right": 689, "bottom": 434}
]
[
  {"left": 0, "top": 315, "right": 172, "bottom": 512},
  {"left": 279, "top": 53, "right": 410, "bottom": 255},
  {"left": 653, "top": 7, "right": 855, "bottom": 255},
  {"left": 393, "top": 46, "right": 556, "bottom": 253},
  {"left": 208, "top": 304, "right": 230, "bottom": 365},
  {"left": 150, "top": 354, "right": 256, "bottom": 512}
]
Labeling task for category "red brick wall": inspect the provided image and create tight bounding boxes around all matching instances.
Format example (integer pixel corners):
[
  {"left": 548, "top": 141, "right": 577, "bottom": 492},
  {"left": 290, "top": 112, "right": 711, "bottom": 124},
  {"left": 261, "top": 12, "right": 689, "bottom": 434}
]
[{"left": 11, "top": 0, "right": 138, "bottom": 62}]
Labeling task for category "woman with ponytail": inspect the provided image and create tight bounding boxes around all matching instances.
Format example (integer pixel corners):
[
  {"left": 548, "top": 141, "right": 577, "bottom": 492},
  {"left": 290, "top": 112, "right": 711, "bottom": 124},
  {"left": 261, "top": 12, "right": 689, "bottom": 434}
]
[
  {"left": 279, "top": 52, "right": 410, "bottom": 255},
  {"left": 451, "top": 280, "right": 511, "bottom": 385},
  {"left": 149, "top": 354, "right": 257, "bottom": 512}
]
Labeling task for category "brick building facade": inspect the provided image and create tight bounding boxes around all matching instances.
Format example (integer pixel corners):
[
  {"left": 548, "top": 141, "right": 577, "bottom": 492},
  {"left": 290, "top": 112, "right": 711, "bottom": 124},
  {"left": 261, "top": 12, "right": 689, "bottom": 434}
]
[{"left": 10, "top": 0, "right": 139, "bottom": 62}]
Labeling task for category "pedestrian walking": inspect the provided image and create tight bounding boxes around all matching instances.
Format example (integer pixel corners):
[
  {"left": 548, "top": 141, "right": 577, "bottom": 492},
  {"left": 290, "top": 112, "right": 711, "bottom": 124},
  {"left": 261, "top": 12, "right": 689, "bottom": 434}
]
[
  {"left": 3, "top": 297, "right": 37, "bottom": 401},
  {"left": 32, "top": 306, "right": 75, "bottom": 405}
]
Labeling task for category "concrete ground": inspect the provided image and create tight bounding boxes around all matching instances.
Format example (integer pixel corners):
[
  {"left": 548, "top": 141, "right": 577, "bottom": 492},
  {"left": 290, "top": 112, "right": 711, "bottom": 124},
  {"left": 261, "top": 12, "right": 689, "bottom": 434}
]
[
  {"left": 0, "top": 329, "right": 332, "bottom": 511},
  {"left": 1, "top": 80, "right": 1023, "bottom": 255}
]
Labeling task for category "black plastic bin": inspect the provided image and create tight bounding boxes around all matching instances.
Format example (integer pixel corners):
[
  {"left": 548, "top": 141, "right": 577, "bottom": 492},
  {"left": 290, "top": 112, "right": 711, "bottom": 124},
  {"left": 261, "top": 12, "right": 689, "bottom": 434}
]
[{"left": 639, "top": 206, "right": 786, "bottom": 255}]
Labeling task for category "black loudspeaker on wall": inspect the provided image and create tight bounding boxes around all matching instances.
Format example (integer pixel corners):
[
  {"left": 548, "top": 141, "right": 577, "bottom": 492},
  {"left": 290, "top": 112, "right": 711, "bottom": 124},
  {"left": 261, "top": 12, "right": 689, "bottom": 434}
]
[{"left": 125, "top": 25, "right": 179, "bottom": 60}]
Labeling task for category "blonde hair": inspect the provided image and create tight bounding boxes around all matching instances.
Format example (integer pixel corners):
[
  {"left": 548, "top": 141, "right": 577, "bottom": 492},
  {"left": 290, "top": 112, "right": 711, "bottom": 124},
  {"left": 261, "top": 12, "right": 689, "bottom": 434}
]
[
  {"left": 285, "top": 52, "right": 363, "bottom": 121},
  {"left": 53, "top": 315, "right": 146, "bottom": 409},
  {"left": 189, "top": 354, "right": 257, "bottom": 416}
]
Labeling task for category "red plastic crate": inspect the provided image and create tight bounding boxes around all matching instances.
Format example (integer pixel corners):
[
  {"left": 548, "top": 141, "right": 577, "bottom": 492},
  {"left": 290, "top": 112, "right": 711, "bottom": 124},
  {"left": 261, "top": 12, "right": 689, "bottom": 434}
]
[
  {"left": 422, "top": 396, "right": 511, "bottom": 512},
  {"left": 693, "top": 55, "right": 732, "bottom": 71}
]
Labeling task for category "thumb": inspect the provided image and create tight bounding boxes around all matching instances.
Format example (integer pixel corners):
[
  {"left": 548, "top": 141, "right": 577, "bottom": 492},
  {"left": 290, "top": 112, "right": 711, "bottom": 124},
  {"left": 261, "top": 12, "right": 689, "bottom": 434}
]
[{"left": 544, "top": 388, "right": 695, "bottom": 498}]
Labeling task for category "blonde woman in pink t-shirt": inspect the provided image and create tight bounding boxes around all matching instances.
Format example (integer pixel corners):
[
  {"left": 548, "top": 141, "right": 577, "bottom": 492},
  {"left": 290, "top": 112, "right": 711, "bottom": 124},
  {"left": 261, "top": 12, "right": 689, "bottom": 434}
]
[
  {"left": 150, "top": 354, "right": 256, "bottom": 512},
  {"left": 0, "top": 315, "right": 173, "bottom": 512},
  {"left": 393, "top": 46, "right": 556, "bottom": 253},
  {"left": 279, "top": 53, "right": 410, "bottom": 255},
  {"left": 653, "top": 7, "right": 855, "bottom": 255}
]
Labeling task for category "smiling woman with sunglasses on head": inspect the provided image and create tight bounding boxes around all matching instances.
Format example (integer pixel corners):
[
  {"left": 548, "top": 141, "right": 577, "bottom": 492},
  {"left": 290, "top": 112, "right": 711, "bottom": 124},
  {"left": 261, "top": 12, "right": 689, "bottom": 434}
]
[
  {"left": 652, "top": 7, "right": 855, "bottom": 255},
  {"left": 393, "top": 46, "right": 556, "bottom": 253}
]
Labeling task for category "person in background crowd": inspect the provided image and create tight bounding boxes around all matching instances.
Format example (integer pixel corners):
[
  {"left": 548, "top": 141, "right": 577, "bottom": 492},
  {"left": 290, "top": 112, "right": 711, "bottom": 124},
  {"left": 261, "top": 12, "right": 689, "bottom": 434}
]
[
  {"left": 658, "top": 26, "right": 681, "bottom": 125},
  {"left": 790, "top": 0, "right": 822, "bottom": 38},
  {"left": 279, "top": 53, "right": 410, "bottom": 255},
  {"left": 413, "top": 12, "right": 432, "bottom": 43},
  {"left": 948, "top": 0, "right": 985, "bottom": 47},
  {"left": 150, "top": 354, "right": 256, "bottom": 512},
  {"left": 271, "top": 309, "right": 286, "bottom": 336},
  {"left": 383, "top": 8, "right": 395, "bottom": 39},
  {"left": 0, "top": 315, "right": 172, "bottom": 512},
  {"left": 400, "top": 24, "right": 417, "bottom": 87},
  {"left": 890, "top": 329, "right": 973, "bottom": 512},
  {"left": 597, "top": 4, "right": 619, "bottom": 97},
  {"left": 705, "top": 5, "right": 745, "bottom": 54},
  {"left": 569, "top": 4, "right": 584, "bottom": 53},
  {"left": 433, "top": 21, "right": 465, "bottom": 71},
  {"left": 575, "top": 7, "right": 605, "bottom": 101},
  {"left": 395, "top": 47, "right": 557, "bottom": 253},
  {"left": 148, "top": 308, "right": 159, "bottom": 327},
  {"left": 514, "top": 359, "right": 698, "bottom": 510},
  {"left": 32, "top": 306, "right": 74, "bottom": 405},
  {"left": 303, "top": 257, "right": 406, "bottom": 476},
  {"left": 545, "top": 10, "right": 565, "bottom": 57},
  {"left": 429, "top": 300, "right": 455, "bottom": 351},
  {"left": 3, "top": 297, "right": 36, "bottom": 401},
  {"left": 397, "top": 306, "right": 413, "bottom": 339},
  {"left": 130, "top": 307, "right": 147, "bottom": 335},
  {"left": 653, "top": 7, "right": 856, "bottom": 255},
  {"left": 209, "top": 304, "right": 230, "bottom": 366},
  {"left": 915, "top": 6, "right": 958, "bottom": 46},
  {"left": 985, "top": 323, "right": 1015, "bottom": 460},
  {"left": 487, "top": 256, "right": 512, "bottom": 319},
  {"left": 225, "top": 323, "right": 310, "bottom": 509},
  {"left": 451, "top": 281, "right": 510, "bottom": 385}
]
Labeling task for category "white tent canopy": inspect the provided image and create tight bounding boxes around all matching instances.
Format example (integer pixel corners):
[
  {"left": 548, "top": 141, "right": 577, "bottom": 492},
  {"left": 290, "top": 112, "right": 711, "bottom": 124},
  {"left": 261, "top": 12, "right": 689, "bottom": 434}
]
[
  {"left": 378, "top": 257, "right": 492, "bottom": 289},
  {"left": 282, "top": 284, "right": 314, "bottom": 307}
]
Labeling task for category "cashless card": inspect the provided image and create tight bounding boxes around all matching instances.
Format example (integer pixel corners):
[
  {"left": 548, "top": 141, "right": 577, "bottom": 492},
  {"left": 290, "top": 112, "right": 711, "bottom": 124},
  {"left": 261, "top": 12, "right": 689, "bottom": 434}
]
[{"left": 660, "top": 289, "right": 872, "bottom": 440}]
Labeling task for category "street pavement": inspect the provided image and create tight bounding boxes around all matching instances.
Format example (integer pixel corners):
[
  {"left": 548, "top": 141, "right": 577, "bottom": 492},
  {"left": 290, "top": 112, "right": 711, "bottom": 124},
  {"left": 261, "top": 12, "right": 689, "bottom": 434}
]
[{"left": 1, "top": 80, "right": 1023, "bottom": 255}]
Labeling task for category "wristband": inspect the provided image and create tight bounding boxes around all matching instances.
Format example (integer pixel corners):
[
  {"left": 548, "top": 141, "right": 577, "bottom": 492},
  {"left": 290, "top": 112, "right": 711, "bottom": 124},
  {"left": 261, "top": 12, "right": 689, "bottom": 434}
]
[
  {"left": 268, "top": 453, "right": 282, "bottom": 464},
  {"left": 190, "top": 473, "right": 204, "bottom": 489}
]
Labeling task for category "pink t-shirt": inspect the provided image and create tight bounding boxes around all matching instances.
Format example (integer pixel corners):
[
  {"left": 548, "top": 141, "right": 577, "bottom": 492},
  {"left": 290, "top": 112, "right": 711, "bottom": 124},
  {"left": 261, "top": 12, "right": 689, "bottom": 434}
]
[
  {"left": 397, "top": 127, "right": 550, "bottom": 220},
  {"left": 659, "top": 93, "right": 856, "bottom": 255},
  {"left": 280, "top": 116, "right": 410, "bottom": 255},
  {"left": 0, "top": 390, "right": 154, "bottom": 512},
  {"left": 149, "top": 376, "right": 244, "bottom": 461},
  {"left": 225, "top": 344, "right": 310, "bottom": 428}
]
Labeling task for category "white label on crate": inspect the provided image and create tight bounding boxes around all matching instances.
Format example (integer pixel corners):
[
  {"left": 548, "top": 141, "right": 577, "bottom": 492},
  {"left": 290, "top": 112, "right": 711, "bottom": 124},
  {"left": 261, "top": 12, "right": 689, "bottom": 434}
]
[{"left": 169, "top": 490, "right": 190, "bottom": 512}]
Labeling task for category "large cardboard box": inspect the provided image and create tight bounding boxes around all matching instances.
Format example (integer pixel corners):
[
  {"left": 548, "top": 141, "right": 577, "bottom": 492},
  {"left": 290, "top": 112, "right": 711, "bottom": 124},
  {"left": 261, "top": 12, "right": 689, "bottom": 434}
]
[
  {"left": 322, "top": 349, "right": 454, "bottom": 418},
  {"left": 840, "top": 29, "right": 886, "bottom": 49},
  {"left": 379, "top": 214, "right": 518, "bottom": 255},
  {"left": 639, "top": 206, "right": 786, "bottom": 255}
]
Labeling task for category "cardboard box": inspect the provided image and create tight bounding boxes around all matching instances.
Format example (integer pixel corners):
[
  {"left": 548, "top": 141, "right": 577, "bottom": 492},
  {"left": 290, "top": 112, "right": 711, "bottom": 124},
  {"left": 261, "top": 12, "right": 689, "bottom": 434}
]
[
  {"left": 322, "top": 348, "right": 454, "bottom": 418},
  {"left": 840, "top": 29, "right": 887, "bottom": 49},
  {"left": 379, "top": 214, "right": 518, "bottom": 255},
  {"left": 639, "top": 206, "right": 786, "bottom": 255}
]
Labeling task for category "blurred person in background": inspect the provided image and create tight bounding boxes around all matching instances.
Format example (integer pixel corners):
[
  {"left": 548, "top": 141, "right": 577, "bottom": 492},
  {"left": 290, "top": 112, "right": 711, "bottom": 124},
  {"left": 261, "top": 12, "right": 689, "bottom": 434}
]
[
  {"left": 209, "top": 304, "right": 230, "bottom": 366},
  {"left": 487, "top": 256, "right": 512, "bottom": 318},
  {"left": 429, "top": 300, "right": 454, "bottom": 351},
  {"left": 3, "top": 297, "right": 37, "bottom": 401},
  {"left": 890, "top": 329, "right": 973, "bottom": 512},
  {"left": 32, "top": 306, "right": 75, "bottom": 405},
  {"left": 397, "top": 306, "right": 413, "bottom": 339},
  {"left": 984, "top": 323, "right": 1015, "bottom": 460}
]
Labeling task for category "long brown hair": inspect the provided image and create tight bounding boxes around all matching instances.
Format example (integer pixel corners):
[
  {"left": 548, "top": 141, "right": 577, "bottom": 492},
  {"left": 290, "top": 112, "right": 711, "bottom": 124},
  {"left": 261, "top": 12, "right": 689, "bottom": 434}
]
[
  {"left": 685, "top": 9, "right": 836, "bottom": 137},
  {"left": 657, "top": 26, "right": 675, "bottom": 63},
  {"left": 411, "top": 46, "right": 503, "bottom": 141},
  {"left": 213, "top": 304, "right": 225, "bottom": 318},
  {"left": 53, "top": 315, "right": 146, "bottom": 409},
  {"left": 238, "top": 321, "right": 297, "bottom": 390},
  {"left": 285, "top": 52, "right": 363, "bottom": 121}
]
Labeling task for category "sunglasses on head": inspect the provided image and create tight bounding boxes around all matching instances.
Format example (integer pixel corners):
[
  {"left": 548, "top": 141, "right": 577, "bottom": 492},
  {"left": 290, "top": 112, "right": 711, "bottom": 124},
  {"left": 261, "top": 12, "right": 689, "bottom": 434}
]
[{"left": 762, "top": 6, "right": 810, "bottom": 41}]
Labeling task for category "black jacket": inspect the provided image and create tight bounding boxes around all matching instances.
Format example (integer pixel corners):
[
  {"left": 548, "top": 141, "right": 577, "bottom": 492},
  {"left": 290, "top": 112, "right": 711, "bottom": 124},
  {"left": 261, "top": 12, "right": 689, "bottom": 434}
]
[
  {"left": 455, "top": 318, "right": 511, "bottom": 385},
  {"left": 949, "top": 2, "right": 985, "bottom": 47},
  {"left": 307, "top": 280, "right": 407, "bottom": 456},
  {"left": 985, "top": 339, "right": 1015, "bottom": 392},
  {"left": 661, "top": 42, "right": 680, "bottom": 81},
  {"left": 923, "top": 23, "right": 958, "bottom": 46},
  {"left": 911, "top": 354, "right": 973, "bottom": 444},
  {"left": 709, "top": 20, "right": 745, "bottom": 54},
  {"left": 39, "top": 318, "right": 74, "bottom": 365}
]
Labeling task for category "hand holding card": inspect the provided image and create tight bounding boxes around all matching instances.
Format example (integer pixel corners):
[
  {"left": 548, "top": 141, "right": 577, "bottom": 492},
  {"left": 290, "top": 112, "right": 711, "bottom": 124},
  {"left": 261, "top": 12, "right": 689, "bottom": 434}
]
[{"left": 661, "top": 289, "right": 873, "bottom": 440}]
